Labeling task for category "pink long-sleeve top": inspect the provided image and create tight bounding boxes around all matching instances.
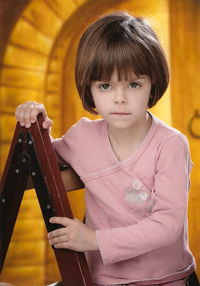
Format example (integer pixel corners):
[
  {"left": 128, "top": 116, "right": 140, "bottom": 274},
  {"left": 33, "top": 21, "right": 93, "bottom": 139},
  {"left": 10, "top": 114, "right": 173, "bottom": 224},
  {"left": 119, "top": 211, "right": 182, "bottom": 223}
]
[{"left": 52, "top": 113, "right": 195, "bottom": 285}]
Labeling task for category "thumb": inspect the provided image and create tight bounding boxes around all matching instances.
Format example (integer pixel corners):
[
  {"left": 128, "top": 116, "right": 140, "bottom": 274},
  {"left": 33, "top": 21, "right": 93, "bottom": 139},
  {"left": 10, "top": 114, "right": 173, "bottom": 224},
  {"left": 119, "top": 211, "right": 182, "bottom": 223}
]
[{"left": 42, "top": 117, "right": 52, "bottom": 129}]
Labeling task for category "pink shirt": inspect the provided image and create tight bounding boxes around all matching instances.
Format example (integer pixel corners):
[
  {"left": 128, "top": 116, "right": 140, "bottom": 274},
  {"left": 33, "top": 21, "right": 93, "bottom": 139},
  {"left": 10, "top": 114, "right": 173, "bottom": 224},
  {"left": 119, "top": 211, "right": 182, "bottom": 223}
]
[{"left": 52, "top": 113, "right": 195, "bottom": 285}]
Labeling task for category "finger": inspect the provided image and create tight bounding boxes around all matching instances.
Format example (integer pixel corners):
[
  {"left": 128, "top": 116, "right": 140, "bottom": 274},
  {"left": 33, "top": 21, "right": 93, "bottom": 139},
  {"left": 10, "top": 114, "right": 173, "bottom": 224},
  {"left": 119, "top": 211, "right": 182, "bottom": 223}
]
[
  {"left": 18, "top": 102, "right": 35, "bottom": 127},
  {"left": 28, "top": 106, "right": 46, "bottom": 123},
  {"left": 24, "top": 101, "right": 42, "bottom": 123},
  {"left": 29, "top": 104, "right": 51, "bottom": 128},
  {"left": 53, "top": 242, "right": 71, "bottom": 249},
  {"left": 48, "top": 227, "right": 67, "bottom": 239},
  {"left": 42, "top": 117, "right": 52, "bottom": 129},
  {"left": 29, "top": 105, "right": 51, "bottom": 129},
  {"left": 49, "top": 234, "right": 69, "bottom": 246},
  {"left": 29, "top": 107, "right": 41, "bottom": 123},
  {"left": 24, "top": 106, "right": 34, "bottom": 127},
  {"left": 15, "top": 102, "right": 46, "bottom": 127},
  {"left": 15, "top": 104, "right": 26, "bottom": 125},
  {"left": 37, "top": 103, "right": 47, "bottom": 117},
  {"left": 53, "top": 241, "right": 83, "bottom": 252},
  {"left": 49, "top": 216, "right": 72, "bottom": 227}
]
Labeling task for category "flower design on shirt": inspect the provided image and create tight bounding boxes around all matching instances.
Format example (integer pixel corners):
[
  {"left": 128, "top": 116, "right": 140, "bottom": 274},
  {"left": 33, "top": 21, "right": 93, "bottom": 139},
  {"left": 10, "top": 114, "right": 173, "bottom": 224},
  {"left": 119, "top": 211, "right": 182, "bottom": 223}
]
[{"left": 124, "top": 179, "right": 153, "bottom": 213}]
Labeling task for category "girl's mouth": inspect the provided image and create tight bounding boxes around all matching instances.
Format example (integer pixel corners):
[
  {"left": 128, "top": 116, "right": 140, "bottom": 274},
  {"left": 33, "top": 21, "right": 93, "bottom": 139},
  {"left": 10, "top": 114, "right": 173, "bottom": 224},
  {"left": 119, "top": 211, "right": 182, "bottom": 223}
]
[{"left": 111, "top": 112, "right": 131, "bottom": 115}]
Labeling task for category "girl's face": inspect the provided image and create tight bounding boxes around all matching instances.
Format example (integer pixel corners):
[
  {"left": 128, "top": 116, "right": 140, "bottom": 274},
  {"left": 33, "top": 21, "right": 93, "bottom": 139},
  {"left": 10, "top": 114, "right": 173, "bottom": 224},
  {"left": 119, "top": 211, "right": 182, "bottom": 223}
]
[{"left": 90, "top": 70, "right": 152, "bottom": 132}]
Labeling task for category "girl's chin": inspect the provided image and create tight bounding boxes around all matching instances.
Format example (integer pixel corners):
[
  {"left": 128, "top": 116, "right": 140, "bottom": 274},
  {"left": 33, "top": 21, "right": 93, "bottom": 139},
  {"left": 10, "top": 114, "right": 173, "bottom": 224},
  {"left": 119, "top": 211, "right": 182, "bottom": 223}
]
[{"left": 107, "top": 120, "right": 136, "bottom": 130}]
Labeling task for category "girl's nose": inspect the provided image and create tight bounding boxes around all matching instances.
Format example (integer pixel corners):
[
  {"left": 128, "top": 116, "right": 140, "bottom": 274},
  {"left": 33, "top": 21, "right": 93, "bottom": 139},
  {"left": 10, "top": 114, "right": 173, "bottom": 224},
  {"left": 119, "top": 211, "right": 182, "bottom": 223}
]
[{"left": 114, "top": 90, "right": 127, "bottom": 104}]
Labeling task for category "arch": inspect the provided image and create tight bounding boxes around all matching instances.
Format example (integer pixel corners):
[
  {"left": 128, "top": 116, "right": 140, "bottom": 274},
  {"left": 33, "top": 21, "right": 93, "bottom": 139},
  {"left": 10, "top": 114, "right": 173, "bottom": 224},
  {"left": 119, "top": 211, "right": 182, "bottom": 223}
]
[{"left": 0, "top": 0, "right": 171, "bottom": 285}]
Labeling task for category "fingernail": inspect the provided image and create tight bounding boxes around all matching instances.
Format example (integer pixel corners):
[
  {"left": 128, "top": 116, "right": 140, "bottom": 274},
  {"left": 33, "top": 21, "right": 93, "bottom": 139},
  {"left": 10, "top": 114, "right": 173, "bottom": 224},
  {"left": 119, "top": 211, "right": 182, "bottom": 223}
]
[
  {"left": 43, "top": 122, "right": 49, "bottom": 129},
  {"left": 25, "top": 123, "right": 31, "bottom": 128}
]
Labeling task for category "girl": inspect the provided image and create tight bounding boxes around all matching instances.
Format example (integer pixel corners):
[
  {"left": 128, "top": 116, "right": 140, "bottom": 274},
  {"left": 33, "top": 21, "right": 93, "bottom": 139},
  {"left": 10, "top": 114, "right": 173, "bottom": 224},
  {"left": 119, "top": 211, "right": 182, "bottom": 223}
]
[{"left": 15, "top": 12, "right": 195, "bottom": 286}]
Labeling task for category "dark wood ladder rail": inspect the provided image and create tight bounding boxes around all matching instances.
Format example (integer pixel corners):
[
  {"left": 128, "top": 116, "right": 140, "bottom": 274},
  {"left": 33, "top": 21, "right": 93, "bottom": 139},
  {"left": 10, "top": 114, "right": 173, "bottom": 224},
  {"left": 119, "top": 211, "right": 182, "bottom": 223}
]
[{"left": 0, "top": 114, "right": 93, "bottom": 286}]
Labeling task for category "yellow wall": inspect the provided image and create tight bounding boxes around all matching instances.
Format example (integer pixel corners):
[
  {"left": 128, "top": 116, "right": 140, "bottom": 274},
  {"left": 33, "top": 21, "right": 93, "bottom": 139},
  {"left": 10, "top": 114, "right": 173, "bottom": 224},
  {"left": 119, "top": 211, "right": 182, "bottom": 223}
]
[
  {"left": 0, "top": 0, "right": 199, "bottom": 285},
  {"left": 169, "top": 0, "right": 200, "bottom": 278}
]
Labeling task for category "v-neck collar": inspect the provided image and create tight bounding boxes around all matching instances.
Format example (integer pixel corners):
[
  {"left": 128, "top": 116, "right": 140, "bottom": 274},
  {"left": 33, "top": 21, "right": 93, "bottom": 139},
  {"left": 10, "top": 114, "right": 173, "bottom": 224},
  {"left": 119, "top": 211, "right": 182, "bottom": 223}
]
[{"left": 102, "top": 112, "right": 159, "bottom": 168}]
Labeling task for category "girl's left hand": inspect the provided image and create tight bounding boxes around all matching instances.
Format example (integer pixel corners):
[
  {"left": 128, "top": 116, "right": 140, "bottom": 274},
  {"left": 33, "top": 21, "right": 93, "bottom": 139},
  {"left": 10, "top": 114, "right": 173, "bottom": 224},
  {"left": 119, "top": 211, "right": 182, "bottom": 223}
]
[{"left": 48, "top": 217, "right": 98, "bottom": 252}]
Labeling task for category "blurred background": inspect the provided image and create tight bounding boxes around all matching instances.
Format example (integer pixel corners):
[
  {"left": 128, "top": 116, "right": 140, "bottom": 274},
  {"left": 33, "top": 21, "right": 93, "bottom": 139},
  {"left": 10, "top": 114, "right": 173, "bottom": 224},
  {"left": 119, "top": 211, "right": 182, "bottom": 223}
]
[{"left": 0, "top": 0, "right": 199, "bottom": 285}]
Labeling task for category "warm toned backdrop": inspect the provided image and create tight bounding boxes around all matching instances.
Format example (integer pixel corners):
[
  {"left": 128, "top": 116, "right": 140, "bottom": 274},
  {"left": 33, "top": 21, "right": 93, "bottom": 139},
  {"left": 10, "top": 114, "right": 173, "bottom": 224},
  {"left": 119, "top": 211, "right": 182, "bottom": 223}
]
[{"left": 0, "top": 0, "right": 199, "bottom": 285}]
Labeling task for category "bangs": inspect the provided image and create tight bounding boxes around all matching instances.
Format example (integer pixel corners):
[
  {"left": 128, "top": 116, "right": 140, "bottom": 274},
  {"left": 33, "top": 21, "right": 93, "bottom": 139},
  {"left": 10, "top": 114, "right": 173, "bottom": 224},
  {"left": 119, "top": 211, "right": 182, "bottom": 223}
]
[{"left": 88, "top": 35, "right": 151, "bottom": 82}]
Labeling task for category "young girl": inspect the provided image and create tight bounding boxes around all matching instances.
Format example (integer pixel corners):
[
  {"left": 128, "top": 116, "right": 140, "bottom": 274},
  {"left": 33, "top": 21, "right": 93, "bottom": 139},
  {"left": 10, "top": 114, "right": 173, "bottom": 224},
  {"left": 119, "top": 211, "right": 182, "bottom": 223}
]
[{"left": 15, "top": 12, "right": 195, "bottom": 286}]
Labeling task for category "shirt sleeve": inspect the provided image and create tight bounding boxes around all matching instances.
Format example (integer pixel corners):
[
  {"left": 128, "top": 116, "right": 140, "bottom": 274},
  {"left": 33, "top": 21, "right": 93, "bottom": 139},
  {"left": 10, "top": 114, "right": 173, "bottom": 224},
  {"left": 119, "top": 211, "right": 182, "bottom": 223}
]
[
  {"left": 95, "top": 134, "right": 192, "bottom": 265},
  {"left": 51, "top": 120, "right": 82, "bottom": 165}
]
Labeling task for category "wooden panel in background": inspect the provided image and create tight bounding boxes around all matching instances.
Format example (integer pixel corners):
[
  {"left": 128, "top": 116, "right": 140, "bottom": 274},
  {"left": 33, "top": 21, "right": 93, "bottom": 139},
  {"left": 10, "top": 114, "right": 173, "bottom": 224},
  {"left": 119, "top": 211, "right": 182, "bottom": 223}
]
[{"left": 170, "top": 0, "right": 200, "bottom": 278}]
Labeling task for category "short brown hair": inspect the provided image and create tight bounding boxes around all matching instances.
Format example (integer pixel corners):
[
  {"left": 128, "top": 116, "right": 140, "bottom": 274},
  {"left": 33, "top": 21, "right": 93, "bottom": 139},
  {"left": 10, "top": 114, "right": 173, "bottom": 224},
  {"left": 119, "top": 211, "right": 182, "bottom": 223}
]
[{"left": 75, "top": 11, "right": 169, "bottom": 114}]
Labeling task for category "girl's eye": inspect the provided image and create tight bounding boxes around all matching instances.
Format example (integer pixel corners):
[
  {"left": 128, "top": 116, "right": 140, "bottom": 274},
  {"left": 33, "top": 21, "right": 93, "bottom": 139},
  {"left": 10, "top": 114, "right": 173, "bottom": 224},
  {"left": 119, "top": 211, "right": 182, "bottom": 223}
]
[
  {"left": 99, "top": 83, "right": 111, "bottom": 91},
  {"left": 129, "top": 82, "right": 140, "bottom": 89}
]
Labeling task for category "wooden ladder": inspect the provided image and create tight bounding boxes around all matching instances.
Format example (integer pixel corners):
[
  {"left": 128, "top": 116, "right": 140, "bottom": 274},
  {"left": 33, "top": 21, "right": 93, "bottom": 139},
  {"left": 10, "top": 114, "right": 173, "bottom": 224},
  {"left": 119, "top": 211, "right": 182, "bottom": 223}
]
[{"left": 0, "top": 114, "right": 93, "bottom": 286}]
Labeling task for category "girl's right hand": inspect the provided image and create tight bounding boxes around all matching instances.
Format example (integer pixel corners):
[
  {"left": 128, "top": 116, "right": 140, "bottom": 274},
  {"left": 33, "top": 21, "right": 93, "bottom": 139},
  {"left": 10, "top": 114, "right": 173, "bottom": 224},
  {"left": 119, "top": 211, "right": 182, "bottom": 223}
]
[{"left": 15, "top": 101, "right": 52, "bottom": 129}]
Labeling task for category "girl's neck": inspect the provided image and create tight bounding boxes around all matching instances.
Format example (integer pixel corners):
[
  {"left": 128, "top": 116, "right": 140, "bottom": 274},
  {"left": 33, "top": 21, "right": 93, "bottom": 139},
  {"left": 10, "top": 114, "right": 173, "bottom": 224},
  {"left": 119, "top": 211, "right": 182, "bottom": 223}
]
[{"left": 107, "top": 113, "right": 152, "bottom": 161}]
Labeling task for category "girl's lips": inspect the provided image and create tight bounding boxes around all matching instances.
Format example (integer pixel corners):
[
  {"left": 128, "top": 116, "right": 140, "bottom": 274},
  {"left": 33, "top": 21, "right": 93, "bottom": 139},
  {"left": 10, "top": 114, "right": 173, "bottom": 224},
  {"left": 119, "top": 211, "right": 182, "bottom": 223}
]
[{"left": 111, "top": 112, "right": 130, "bottom": 115}]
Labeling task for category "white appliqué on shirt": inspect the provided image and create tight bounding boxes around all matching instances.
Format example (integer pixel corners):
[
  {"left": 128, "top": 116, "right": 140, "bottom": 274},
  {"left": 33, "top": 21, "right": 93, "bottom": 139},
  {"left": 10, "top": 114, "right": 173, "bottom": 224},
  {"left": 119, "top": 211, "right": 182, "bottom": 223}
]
[{"left": 124, "top": 179, "right": 153, "bottom": 213}]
